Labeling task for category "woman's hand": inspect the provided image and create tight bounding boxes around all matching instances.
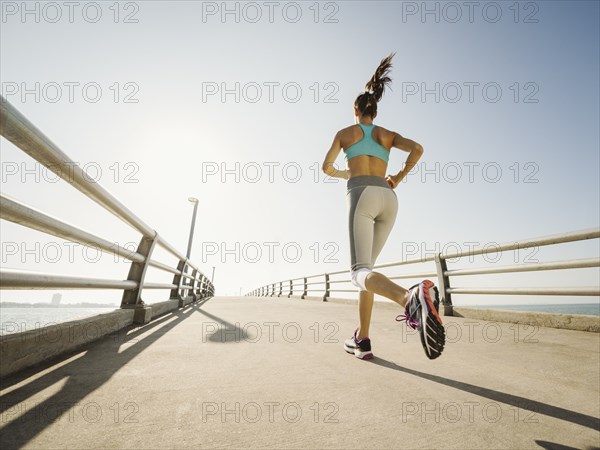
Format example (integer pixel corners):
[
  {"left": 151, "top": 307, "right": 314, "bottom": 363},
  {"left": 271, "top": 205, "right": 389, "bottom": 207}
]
[
  {"left": 386, "top": 174, "right": 399, "bottom": 188},
  {"left": 323, "top": 165, "right": 350, "bottom": 180}
]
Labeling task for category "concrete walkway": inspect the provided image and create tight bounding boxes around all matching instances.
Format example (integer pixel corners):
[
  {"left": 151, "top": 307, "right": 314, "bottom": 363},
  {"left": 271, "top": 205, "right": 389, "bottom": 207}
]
[{"left": 1, "top": 296, "right": 599, "bottom": 449}]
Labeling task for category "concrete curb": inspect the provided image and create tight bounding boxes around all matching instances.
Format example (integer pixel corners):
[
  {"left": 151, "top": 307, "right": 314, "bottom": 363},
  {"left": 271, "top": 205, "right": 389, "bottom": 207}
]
[
  {"left": 452, "top": 306, "right": 600, "bottom": 333},
  {"left": 0, "top": 297, "right": 207, "bottom": 378},
  {"left": 151, "top": 299, "right": 180, "bottom": 319},
  {"left": 0, "top": 309, "right": 134, "bottom": 378}
]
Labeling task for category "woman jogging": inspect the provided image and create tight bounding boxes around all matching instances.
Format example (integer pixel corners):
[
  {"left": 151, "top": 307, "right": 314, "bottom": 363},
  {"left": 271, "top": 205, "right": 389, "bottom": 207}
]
[{"left": 321, "top": 53, "right": 445, "bottom": 360}]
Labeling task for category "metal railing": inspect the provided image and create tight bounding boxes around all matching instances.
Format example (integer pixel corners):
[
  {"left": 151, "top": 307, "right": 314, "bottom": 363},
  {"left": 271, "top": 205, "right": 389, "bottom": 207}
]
[
  {"left": 246, "top": 228, "right": 600, "bottom": 309},
  {"left": 0, "top": 96, "right": 214, "bottom": 308}
]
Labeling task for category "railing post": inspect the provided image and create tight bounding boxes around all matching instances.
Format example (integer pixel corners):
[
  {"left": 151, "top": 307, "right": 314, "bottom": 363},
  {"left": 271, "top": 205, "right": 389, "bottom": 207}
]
[
  {"left": 323, "top": 273, "right": 330, "bottom": 301},
  {"left": 271, "top": 283, "right": 275, "bottom": 297},
  {"left": 435, "top": 253, "right": 453, "bottom": 316},
  {"left": 180, "top": 262, "right": 190, "bottom": 301},
  {"left": 278, "top": 281, "right": 282, "bottom": 297},
  {"left": 302, "top": 277, "right": 308, "bottom": 299},
  {"left": 288, "top": 280, "right": 293, "bottom": 297},
  {"left": 189, "top": 268, "right": 197, "bottom": 301},
  {"left": 203, "top": 276, "right": 208, "bottom": 298},
  {"left": 170, "top": 259, "right": 186, "bottom": 301},
  {"left": 121, "top": 232, "right": 158, "bottom": 324},
  {"left": 196, "top": 274, "right": 204, "bottom": 300}
]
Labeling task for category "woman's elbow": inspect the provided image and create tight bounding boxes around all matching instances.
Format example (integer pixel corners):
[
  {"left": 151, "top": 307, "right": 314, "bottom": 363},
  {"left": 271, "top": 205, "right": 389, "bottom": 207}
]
[{"left": 414, "top": 144, "right": 424, "bottom": 155}]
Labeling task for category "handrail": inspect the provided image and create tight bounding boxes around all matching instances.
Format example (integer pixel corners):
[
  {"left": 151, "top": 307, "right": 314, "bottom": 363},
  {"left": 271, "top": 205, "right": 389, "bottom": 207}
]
[
  {"left": 1, "top": 193, "right": 146, "bottom": 263},
  {"left": 0, "top": 96, "right": 215, "bottom": 310},
  {"left": 441, "top": 228, "right": 600, "bottom": 259},
  {"left": 1, "top": 96, "right": 155, "bottom": 237},
  {"left": 246, "top": 227, "right": 600, "bottom": 308},
  {"left": 0, "top": 269, "right": 139, "bottom": 290},
  {"left": 446, "top": 287, "right": 599, "bottom": 296},
  {"left": 445, "top": 258, "right": 599, "bottom": 277},
  {"left": 156, "top": 235, "right": 189, "bottom": 265},
  {"left": 147, "top": 259, "right": 181, "bottom": 275}
]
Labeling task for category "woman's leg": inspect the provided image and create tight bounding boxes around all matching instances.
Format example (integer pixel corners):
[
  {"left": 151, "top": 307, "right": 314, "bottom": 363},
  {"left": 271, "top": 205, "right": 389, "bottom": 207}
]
[
  {"left": 347, "top": 185, "right": 378, "bottom": 339},
  {"left": 364, "top": 272, "right": 409, "bottom": 307},
  {"left": 356, "top": 290, "right": 374, "bottom": 339},
  {"left": 347, "top": 180, "right": 408, "bottom": 340},
  {"left": 366, "top": 189, "right": 410, "bottom": 307}
]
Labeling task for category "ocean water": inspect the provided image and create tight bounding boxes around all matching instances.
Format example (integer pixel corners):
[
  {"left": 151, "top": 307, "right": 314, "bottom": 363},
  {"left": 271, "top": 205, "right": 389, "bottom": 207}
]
[{"left": 0, "top": 307, "right": 118, "bottom": 335}]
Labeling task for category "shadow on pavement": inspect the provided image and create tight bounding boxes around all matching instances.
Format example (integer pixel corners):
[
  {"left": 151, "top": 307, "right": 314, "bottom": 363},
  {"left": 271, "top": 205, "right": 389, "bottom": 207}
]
[
  {"left": 0, "top": 298, "right": 213, "bottom": 449},
  {"left": 371, "top": 356, "right": 600, "bottom": 432}
]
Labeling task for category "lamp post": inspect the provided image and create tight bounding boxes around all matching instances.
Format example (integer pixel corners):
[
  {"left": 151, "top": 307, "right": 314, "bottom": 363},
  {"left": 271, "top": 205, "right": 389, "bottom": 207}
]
[{"left": 186, "top": 197, "right": 199, "bottom": 260}]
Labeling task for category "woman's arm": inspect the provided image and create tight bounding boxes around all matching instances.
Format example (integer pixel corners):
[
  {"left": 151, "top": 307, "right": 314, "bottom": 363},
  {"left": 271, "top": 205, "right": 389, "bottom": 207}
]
[
  {"left": 386, "top": 132, "right": 424, "bottom": 188},
  {"left": 322, "top": 132, "right": 350, "bottom": 180}
]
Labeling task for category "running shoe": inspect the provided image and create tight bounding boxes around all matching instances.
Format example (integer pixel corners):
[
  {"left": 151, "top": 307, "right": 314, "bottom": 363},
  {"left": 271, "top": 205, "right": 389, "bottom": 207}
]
[
  {"left": 396, "top": 280, "right": 445, "bottom": 359},
  {"left": 344, "top": 329, "right": 373, "bottom": 360}
]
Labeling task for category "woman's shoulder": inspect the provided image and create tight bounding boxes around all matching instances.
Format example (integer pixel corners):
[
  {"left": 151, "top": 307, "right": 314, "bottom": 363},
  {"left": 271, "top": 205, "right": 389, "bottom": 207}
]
[
  {"left": 338, "top": 124, "right": 359, "bottom": 134},
  {"left": 372, "top": 124, "right": 397, "bottom": 149},
  {"left": 373, "top": 124, "right": 395, "bottom": 135},
  {"left": 335, "top": 124, "right": 361, "bottom": 141}
]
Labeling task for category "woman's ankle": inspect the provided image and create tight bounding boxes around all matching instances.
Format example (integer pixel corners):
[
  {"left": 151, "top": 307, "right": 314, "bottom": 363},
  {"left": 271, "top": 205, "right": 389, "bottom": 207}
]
[
  {"left": 398, "top": 289, "right": 409, "bottom": 307},
  {"left": 356, "top": 327, "right": 369, "bottom": 339}
]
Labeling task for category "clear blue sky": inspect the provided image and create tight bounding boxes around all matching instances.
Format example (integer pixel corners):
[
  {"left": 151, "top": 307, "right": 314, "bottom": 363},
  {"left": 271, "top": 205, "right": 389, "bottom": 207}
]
[{"left": 1, "top": 1, "right": 598, "bottom": 305}]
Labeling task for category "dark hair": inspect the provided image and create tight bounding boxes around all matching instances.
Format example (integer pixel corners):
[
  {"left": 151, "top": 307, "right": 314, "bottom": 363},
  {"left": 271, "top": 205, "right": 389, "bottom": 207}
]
[{"left": 354, "top": 52, "right": 395, "bottom": 119}]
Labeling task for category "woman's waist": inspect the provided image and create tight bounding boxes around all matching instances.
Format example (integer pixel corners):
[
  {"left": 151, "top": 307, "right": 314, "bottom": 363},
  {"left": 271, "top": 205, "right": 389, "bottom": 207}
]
[{"left": 347, "top": 175, "right": 390, "bottom": 190}]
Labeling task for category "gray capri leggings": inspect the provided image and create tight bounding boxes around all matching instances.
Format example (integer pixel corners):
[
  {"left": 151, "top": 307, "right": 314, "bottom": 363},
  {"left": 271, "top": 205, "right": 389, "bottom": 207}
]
[{"left": 346, "top": 175, "right": 398, "bottom": 290}]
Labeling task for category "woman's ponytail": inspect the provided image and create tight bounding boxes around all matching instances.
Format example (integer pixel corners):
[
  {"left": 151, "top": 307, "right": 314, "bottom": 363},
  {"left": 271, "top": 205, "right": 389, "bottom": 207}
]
[{"left": 355, "top": 52, "right": 395, "bottom": 118}]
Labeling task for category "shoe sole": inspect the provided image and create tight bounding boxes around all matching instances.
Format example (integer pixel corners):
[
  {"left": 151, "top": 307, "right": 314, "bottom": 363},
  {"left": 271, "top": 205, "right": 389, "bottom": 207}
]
[
  {"left": 418, "top": 280, "right": 445, "bottom": 360},
  {"left": 344, "top": 343, "right": 373, "bottom": 360},
  {"left": 355, "top": 349, "right": 373, "bottom": 360}
]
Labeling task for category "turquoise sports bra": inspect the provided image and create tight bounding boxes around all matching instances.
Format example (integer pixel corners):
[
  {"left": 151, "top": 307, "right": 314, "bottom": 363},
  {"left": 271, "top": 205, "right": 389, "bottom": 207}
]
[{"left": 344, "top": 123, "right": 390, "bottom": 163}]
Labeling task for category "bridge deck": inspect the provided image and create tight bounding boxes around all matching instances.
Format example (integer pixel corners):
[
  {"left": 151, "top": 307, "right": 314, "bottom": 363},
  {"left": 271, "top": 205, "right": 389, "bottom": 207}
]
[{"left": 1, "top": 296, "right": 599, "bottom": 449}]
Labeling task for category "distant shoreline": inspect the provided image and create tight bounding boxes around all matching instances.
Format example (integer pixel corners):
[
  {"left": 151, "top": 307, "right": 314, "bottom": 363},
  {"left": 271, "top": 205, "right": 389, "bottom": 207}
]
[{"left": 467, "top": 303, "right": 600, "bottom": 316}]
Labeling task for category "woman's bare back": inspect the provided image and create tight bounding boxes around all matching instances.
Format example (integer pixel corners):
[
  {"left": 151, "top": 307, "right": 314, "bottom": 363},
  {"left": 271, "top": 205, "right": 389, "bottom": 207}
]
[{"left": 339, "top": 124, "right": 397, "bottom": 178}]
